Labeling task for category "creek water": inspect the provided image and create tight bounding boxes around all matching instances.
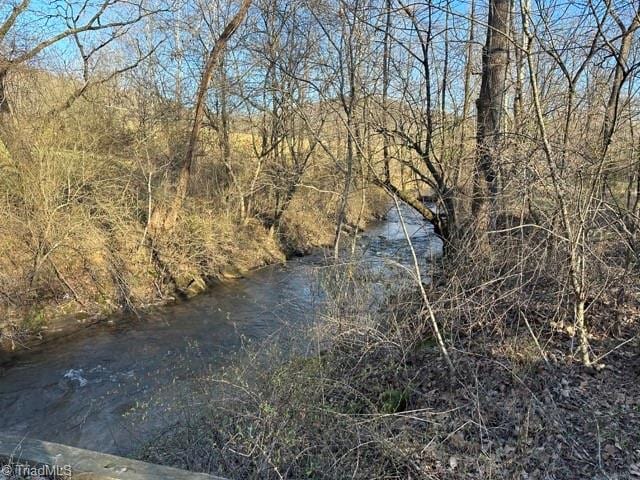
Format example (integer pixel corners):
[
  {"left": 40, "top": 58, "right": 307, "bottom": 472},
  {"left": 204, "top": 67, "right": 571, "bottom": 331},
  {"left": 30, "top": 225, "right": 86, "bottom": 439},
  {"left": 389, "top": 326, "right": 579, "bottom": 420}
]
[{"left": 0, "top": 205, "right": 439, "bottom": 455}]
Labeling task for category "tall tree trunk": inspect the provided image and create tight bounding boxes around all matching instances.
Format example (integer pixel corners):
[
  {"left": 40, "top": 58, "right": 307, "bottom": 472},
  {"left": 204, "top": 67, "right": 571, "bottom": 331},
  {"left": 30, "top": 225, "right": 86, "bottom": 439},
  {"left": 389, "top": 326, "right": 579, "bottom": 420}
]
[
  {"left": 218, "top": 58, "right": 232, "bottom": 165},
  {"left": 0, "top": 68, "right": 12, "bottom": 151},
  {"left": 454, "top": 0, "right": 474, "bottom": 207},
  {"left": 601, "top": 16, "right": 639, "bottom": 158},
  {"left": 513, "top": 7, "right": 524, "bottom": 135},
  {"left": 0, "top": 68, "right": 10, "bottom": 114},
  {"left": 153, "top": 0, "right": 252, "bottom": 233},
  {"left": 382, "top": 0, "right": 391, "bottom": 182},
  {"left": 217, "top": 58, "right": 246, "bottom": 219},
  {"left": 472, "top": 0, "right": 511, "bottom": 248},
  {"left": 333, "top": 1, "right": 360, "bottom": 259}
]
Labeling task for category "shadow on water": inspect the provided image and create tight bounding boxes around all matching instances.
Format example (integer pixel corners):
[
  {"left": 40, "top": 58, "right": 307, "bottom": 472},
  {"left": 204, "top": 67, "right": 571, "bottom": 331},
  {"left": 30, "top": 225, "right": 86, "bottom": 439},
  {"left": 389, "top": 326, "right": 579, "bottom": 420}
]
[{"left": 0, "top": 205, "right": 440, "bottom": 455}]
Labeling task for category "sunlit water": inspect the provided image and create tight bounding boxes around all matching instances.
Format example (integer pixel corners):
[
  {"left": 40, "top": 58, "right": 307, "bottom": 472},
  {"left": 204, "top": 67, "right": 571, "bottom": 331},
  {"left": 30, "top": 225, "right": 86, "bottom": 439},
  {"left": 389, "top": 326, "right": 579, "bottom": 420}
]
[{"left": 0, "top": 205, "right": 439, "bottom": 455}]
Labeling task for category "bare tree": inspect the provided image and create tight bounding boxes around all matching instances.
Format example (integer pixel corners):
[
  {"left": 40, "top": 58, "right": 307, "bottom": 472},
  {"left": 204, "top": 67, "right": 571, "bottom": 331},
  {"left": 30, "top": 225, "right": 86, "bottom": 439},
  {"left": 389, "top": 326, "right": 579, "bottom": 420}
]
[
  {"left": 0, "top": 0, "right": 160, "bottom": 114},
  {"left": 152, "top": 0, "right": 252, "bottom": 232}
]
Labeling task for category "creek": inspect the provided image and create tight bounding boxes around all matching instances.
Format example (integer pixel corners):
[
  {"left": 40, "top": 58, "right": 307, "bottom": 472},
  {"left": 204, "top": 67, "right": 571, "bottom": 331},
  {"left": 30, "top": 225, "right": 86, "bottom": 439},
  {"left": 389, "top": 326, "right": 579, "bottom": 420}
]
[{"left": 0, "top": 206, "right": 439, "bottom": 455}]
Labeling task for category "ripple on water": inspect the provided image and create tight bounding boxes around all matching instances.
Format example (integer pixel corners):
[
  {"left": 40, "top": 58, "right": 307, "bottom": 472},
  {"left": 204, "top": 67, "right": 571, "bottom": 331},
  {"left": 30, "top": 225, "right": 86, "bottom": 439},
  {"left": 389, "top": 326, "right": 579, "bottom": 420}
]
[{"left": 62, "top": 369, "right": 88, "bottom": 387}]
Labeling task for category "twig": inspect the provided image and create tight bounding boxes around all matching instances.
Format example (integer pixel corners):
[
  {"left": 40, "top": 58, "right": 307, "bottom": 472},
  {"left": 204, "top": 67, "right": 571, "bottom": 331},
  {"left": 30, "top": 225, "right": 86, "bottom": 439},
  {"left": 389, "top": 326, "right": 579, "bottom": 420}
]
[{"left": 393, "top": 195, "right": 455, "bottom": 377}]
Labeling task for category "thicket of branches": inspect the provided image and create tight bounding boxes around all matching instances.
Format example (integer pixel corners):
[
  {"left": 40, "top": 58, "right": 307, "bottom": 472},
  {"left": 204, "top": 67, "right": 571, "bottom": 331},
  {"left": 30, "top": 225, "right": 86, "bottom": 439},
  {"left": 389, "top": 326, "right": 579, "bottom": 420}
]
[
  {"left": 2, "top": 0, "right": 637, "bottom": 361},
  {"left": 0, "top": 0, "right": 639, "bottom": 475}
]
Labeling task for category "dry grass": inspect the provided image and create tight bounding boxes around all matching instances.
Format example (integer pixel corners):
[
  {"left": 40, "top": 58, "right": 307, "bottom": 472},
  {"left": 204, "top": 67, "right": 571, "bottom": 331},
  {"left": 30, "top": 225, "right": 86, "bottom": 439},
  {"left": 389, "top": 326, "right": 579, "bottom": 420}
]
[
  {"left": 0, "top": 74, "right": 388, "bottom": 350},
  {"left": 138, "top": 232, "right": 640, "bottom": 480}
]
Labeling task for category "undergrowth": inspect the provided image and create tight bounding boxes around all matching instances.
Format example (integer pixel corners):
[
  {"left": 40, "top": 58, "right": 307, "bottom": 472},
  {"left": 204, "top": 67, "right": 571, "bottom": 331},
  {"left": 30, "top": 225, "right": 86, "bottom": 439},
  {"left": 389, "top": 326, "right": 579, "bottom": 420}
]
[
  {"left": 139, "top": 234, "right": 640, "bottom": 479},
  {"left": 0, "top": 85, "right": 388, "bottom": 349}
]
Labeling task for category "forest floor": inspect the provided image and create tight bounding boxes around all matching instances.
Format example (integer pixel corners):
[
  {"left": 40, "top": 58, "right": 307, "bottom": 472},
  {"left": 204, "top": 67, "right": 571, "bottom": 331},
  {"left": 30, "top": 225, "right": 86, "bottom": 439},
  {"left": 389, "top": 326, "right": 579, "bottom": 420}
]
[{"left": 139, "top": 265, "right": 640, "bottom": 480}]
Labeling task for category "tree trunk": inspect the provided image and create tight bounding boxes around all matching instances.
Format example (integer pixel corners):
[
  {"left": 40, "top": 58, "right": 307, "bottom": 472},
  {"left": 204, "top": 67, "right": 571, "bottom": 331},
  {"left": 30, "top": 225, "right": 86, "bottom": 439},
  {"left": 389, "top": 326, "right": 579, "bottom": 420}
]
[
  {"left": 513, "top": 8, "right": 524, "bottom": 134},
  {"left": 154, "top": 0, "right": 252, "bottom": 233},
  {"left": 601, "top": 17, "right": 639, "bottom": 157},
  {"left": 218, "top": 59, "right": 232, "bottom": 165},
  {"left": 456, "top": 0, "right": 474, "bottom": 190},
  {"left": 0, "top": 68, "right": 10, "bottom": 114},
  {"left": 472, "top": 0, "right": 510, "bottom": 248},
  {"left": 382, "top": 0, "right": 391, "bottom": 182}
]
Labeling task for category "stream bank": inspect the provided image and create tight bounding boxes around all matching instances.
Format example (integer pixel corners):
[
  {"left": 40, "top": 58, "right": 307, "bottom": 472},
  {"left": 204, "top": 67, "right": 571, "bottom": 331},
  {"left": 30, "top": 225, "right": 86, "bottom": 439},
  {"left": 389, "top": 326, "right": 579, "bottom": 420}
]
[
  {"left": 0, "top": 205, "right": 436, "bottom": 455},
  {"left": 0, "top": 196, "right": 390, "bottom": 356}
]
